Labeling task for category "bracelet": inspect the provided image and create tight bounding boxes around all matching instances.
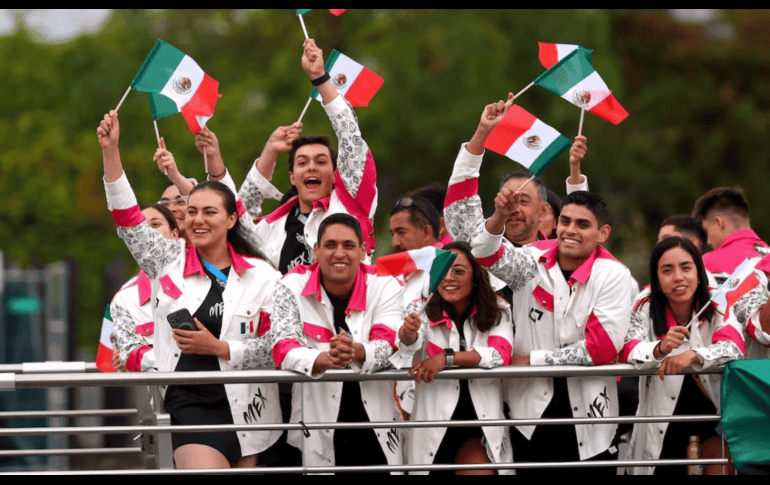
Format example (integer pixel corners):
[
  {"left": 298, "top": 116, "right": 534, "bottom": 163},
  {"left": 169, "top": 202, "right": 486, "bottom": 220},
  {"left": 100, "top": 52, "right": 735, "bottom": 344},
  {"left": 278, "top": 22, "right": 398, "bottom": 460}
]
[
  {"left": 655, "top": 341, "right": 668, "bottom": 358},
  {"left": 311, "top": 71, "right": 330, "bottom": 86},
  {"left": 208, "top": 169, "right": 226, "bottom": 179}
]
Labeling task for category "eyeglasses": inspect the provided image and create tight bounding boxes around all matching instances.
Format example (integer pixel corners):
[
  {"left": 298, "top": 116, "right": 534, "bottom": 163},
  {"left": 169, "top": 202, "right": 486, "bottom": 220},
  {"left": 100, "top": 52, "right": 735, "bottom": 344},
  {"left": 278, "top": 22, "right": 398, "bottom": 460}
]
[
  {"left": 395, "top": 196, "right": 431, "bottom": 220},
  {"left": 158, "top": 197, "right": 186, "bottom": 208},
  {"left": 447, "top": 266, "right": 469, "bottom": 278}
]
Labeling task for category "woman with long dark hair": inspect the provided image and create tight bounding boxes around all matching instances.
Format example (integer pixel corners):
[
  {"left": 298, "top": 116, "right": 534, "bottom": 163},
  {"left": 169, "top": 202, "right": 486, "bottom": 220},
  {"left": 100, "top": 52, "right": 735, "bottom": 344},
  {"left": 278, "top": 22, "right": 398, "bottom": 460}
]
[
  {"left": 98, "top": 111, "right": 281, "bottom": 470},
  {"left": 398, "top": 241, "right": 513, "bottom": 474},
  {"left": 621, "top": 237, "right": 745, "bottom": 475}
]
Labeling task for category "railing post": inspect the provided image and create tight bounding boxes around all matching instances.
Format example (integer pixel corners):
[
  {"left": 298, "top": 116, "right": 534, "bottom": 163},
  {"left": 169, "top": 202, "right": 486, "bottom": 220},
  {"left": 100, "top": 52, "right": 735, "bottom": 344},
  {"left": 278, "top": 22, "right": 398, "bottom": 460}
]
[{"left": 155, "top": 413, "right": 174, "bottom": 469}]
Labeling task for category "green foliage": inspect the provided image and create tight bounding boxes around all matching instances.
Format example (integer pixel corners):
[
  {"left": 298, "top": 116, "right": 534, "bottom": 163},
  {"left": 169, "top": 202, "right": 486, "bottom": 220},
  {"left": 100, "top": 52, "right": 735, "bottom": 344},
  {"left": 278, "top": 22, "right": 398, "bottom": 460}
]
[{"left": 3, "top": 9, "right": 770, "bottom": 350}]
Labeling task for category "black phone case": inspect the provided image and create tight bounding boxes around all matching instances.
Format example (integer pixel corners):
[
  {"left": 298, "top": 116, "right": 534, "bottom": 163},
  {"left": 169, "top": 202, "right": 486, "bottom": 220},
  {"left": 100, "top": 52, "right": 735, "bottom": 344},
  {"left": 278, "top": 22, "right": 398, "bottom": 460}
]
[{"left": 167, "top": 308, "right": 196, "bottom": 331}]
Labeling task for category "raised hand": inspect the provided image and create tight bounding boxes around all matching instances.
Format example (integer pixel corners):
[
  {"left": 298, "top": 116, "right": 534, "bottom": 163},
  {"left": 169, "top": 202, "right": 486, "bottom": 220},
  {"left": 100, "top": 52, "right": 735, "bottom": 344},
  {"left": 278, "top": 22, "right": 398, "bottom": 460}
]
[
  {"left": 153, "top": 137, "right": 180, "bottom": 179},
  {"left": 399, "top": 312, "right": 422, "bottom": 346},
  {"left": 302, "top": 38, "right": 326, "bottom": 79},
  {"left": 195, "top": 127, "right": 221, "bottom": 159},
  {"left": 97, "top": 110, "right": 120, "bottom": 151}
]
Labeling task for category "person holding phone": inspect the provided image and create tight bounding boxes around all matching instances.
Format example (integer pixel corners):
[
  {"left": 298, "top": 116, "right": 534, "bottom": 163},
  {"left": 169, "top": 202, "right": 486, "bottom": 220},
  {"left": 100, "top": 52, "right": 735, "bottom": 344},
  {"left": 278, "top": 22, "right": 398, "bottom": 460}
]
[
  {"left": 98, "top": 110, "right": 282, "bottom": 470},
  {"left": 620, "top": 237, "right": 745, "bottom": 475}
]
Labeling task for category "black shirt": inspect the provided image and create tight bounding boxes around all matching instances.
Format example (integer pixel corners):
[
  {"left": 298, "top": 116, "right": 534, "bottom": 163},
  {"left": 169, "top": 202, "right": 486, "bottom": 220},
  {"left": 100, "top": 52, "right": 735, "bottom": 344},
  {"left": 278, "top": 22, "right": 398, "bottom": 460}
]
[{"left": 278, "top": 206, "right": 312, "bottom": 274}]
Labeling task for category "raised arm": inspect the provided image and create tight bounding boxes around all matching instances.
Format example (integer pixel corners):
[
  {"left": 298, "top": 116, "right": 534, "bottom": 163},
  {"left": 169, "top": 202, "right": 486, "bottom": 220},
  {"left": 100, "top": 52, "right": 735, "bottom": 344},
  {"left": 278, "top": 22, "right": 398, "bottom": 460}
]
[
  {"left": 98, "top": 112, "right": 182, "bottom": 280},
  {"left": 566, "top": 135, "right": 589, "bottom": 193}
]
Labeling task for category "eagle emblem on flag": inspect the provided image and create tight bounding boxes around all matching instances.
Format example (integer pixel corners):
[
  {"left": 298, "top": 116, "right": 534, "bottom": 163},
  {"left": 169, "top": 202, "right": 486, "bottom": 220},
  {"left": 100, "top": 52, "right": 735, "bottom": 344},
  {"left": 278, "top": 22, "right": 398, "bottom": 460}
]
[
  {"left": 524, "top": 135, "right": 543, "bottom": 150},
  {"left": 572, "top": 89, "right": 591, "bottom": 108},
  {"left": 332, "top": 73, "right": 348, "bottom": 89},
  {"left": 172, "top": 77, "right": 193, "bottom": 95}
]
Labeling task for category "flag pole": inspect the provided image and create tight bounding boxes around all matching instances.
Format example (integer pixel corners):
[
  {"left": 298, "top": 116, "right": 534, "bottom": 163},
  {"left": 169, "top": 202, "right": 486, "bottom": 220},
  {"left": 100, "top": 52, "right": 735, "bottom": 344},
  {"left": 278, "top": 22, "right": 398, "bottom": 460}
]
[
  {"left": 685, "top": 302, "right": 711, "bottom": 331},
  {"left": 115, "top": 86, "right": 131, "bottom": 112},
  {"left": 204, "top": 150, "right": 209, "bottom": 175},
  {"left": 153, "top": 119, "right": 167, "bottom": 176},
  {"left": 578, "top": 108, "right": 586, "bottom": 137},
  {"left": 513, "top": 82, "right": 535, "bottom": 101},
  {"left": 516, "top": 174, "right": 537, "bottom": 193},
  {"left": 298, "top": 14, "right": 309, "bottom": 39},
  {"left": 297, "top": 97, "right": 313, "bottom": 123}
]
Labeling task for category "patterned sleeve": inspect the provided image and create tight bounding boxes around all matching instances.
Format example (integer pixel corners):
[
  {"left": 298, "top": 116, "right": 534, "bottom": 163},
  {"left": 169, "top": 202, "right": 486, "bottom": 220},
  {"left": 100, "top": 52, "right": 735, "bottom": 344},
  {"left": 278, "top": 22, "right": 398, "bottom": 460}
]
[
  {"left": 729, "top": 270, "right": 770, "bottom": 345},
  {"left": 444, "top": 143, "right": 486, "bottom": 243},
  {"left": 238, "top": 162, "right": 283, "bottom": 222},
  {"left": 111, "top": 300, "right": 153, "bottom": 371},
  {"left": 268, "top": 280, "right": 324, "bottom": 377},
  {"left": 360, "top": 278, "right": 405, "bottom": 374},
  {"left": 324, "top": 95, "right": 378, "bottom": 254},
  {"left": 471, "top": 230, "right": 540, "bottom": 292},
  {"left": 106, "top": 173, "right": 182, "bottom": 280}
]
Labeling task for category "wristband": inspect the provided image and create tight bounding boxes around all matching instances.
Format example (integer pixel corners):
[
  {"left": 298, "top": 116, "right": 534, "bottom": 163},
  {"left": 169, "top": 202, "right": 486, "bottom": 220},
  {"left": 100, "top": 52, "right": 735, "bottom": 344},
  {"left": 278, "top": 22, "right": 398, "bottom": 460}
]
[
  {"left": 311, "top": 72, "right": 330, "bottom": 86},
  {"left": 443, "top": 348, "right": 454, "bottom": 367},
  {"left": 208, "top": 169, "right": 226, "bottom": 179}
]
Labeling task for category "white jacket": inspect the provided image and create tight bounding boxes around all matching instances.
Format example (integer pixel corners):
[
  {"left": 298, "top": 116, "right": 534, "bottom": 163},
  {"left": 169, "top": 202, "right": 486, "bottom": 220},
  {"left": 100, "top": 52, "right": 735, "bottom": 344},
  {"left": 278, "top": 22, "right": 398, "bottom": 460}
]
[
  {"left": 393, "top": 299, "right": 514, "bottom": 473},
  {"left": 111, "top": 271, "right": 156, "bottom": 371},
  {"left": 269, "top": 262, "right": 405, "bottom": 471},
  {"left": 622, "top": 289, "right": 745, "bottom": 474},
  {"left": 238, "top": 95, "right": 378, "bottom": 269},
  {"left": 104, "top": 171, "right": 283, "bottom": 456},
  {"left": 725, "top": 269, "right": 770, "bottom": 359}
]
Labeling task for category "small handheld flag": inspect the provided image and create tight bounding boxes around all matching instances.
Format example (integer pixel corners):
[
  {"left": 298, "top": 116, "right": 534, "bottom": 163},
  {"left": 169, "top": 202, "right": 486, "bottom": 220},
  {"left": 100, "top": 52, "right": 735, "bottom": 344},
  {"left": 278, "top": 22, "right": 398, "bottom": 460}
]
[
  {"left": 711, "top": 258, "right": 762, "bottom": 320},
  {"left": 131, "top": 40, "right": 223, "bottom": 134},
  {"left": 309, "top": 49, "right": 384, "bottom": 108},
  {"left": 97, "top": 304, "right": 117, "bottom": 373},
  {"left": 483, "top": 105, "right": 571, "bottom": 176},
  {"left": 534, "top": 48, "right": 628, "bottom": 125},
  {"left": 377, "top": 247, "right": 457, "bottom": 294}
]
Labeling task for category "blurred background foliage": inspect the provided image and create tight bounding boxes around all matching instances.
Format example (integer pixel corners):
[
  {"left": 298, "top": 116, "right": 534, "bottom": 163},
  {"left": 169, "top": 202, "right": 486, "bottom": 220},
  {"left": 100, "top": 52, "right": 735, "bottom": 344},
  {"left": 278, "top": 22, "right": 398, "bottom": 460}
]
[{"left": 3, "top": 9, "right": 770, "bottom": 350}]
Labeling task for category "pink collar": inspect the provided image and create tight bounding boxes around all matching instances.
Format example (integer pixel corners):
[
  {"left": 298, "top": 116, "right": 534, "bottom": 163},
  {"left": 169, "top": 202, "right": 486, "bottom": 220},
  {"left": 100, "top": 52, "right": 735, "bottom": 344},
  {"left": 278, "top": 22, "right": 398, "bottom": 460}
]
[
  {"left": 539, "top": 244, "right": 620, "bottom": 285},
  {"left": 183, "top": 243, "right": 254, "bottom": 278},
  {"left": 300, "top": 262, "right": 374, "bottom": 314}
]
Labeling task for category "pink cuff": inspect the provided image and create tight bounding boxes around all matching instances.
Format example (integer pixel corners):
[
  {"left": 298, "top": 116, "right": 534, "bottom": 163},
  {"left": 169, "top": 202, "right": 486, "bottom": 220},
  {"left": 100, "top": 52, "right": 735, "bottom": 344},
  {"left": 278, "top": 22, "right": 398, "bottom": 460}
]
[
  {"left": 111, "top": 206, "right": 145, "bottom": 228},
  {"left": 488, "top": 335, "right": 512, "bottom": 366},
  {"left": 272, "top": 339, "right": 303, "bottom": 369},
  {"left": 126, "top": 345, "right": 152, "bottom": 372},
  {"left": 370, "top": 324, "right": 397, "bottom": 351}
]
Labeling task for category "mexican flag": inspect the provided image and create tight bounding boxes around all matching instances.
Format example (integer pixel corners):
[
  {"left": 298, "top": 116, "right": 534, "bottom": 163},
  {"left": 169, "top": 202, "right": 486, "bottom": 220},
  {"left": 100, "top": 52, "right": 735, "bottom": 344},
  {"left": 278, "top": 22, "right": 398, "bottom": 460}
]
[
  {"left": 131, "top": 39, "right": 223, "bottom": 133},
  {"left": 376, "top": 247, "right": 457, "bottom": 293},
  {"left": 537, "top": 42, "right": 593, "bottom": 69},
  {"left": 310, "top": 49, "right": 384, "bottom": 107},
  {"left": 711, "top": 257, "right": 761, "bottom": 319},
  {"left": 483, "top": 105, "right": 571, "bottom": 176},
  {"left": 296, "top": 9, "right": 346, "bottom": 16},
  {"left": 96, "top": 304, "right": 117, "bottom": 373},
  {"left": 534, "top": 48, "right": 628, "bottom": 125}
]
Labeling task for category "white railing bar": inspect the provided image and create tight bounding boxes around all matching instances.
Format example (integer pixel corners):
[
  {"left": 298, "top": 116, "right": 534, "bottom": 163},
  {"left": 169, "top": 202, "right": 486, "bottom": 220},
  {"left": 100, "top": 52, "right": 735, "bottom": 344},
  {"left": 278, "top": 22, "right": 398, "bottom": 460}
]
[
  {"left": 0, "top": 447, "right": 143, "bottom": 457},
  {"left": 0, "top": 414, "right": 721, "bottom": 437},
  {"left": 0, "top": 409, "right": 137, "bottom": 419},
  {"left": 2, "top": 363, "right": 724, "bottom": 390}
]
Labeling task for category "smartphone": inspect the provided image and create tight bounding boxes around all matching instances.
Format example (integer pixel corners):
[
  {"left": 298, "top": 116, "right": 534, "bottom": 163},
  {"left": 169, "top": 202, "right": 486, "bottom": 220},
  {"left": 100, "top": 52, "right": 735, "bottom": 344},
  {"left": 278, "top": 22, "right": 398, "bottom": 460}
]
[{"left": 167, "top": 308, "right": 196, "bottom": 331}]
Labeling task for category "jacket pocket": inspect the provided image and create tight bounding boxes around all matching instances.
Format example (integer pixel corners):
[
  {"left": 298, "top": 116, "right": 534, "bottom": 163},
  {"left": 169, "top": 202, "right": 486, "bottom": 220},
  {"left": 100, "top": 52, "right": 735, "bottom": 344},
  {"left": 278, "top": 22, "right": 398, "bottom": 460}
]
[
  {"left": 303, "top": 322, "right": 334, "bottom": 344},
  {"left": 532, "top": 285, "right": 554, "bottom": 312},
  {"left": 159, "top": 275, "right": 182, "bottom": 299},
  {"left": 233, "top": 302, "right": 262, "bottom": 336}
]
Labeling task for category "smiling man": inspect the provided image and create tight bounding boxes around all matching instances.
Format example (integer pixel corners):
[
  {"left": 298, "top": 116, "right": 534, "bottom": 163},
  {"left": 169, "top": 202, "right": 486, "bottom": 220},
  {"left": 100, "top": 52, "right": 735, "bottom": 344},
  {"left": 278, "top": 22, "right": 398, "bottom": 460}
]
[
  {"left": 237, "top": 38, "right": 377, "bottom": 274},
  {"left": 269, "top": 213, "right": 404, "bottom": 472},
  {"left": 471, "top": 189, "right": 630, "bottom": 475}
]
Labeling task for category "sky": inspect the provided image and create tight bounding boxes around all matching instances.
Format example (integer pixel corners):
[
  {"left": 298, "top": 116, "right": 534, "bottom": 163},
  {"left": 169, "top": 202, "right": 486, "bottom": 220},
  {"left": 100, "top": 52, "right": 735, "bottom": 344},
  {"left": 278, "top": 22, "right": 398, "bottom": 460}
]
[
  {"left": 0, "top": 9, "right": 727, "bottom": 43},
  {"left": 0, "top": 9, "right": 111, "bottom": 42}
]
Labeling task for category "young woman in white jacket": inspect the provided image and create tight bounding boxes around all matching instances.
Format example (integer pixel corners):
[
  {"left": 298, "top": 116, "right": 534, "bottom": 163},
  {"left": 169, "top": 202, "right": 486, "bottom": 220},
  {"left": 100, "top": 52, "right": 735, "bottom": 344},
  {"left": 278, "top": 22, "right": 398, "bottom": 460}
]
[
  {"left": 398, "top": 241, "right": 513, "bottom": 475},
  {"left": 621, "top": 237, "right": 745, "bottom": 475},
  {"left": 98, "top": 111, "right": 282, "bottom": 470}
]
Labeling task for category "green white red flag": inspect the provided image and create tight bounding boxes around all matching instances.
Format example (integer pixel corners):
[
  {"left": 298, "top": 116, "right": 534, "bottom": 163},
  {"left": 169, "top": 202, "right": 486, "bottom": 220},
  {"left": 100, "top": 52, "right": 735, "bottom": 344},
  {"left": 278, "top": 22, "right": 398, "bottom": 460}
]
[
  {"left": 96, "top": 304, "right": 116, "bottom": 373},
  {"left": 376, "top": 247, "right": 457, "bottom": 293},
  {"left": 483, "top": 105, "right": 571, "bottom": 176},
  {"left": 712, "top": 257, "right": 762, "bottom": 319},
  {"left": 534, "top": 48, "right": 628, "bottom": 125},
  {"left": 131, "top": 39, "right": 223, "bottom": 133},
  {"left": 296, "top": 9, "right": 346, "bottom": 16},
  {"left": 310, "top": 49, "right": 384, "bottom": 107}
]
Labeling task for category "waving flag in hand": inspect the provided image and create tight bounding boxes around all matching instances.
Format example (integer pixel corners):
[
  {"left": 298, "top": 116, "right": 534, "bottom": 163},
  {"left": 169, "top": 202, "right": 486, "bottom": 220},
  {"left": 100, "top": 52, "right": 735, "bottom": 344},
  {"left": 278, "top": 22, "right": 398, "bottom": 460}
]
[
  {"left": 483, "top": 105, "right": 571, "bottom": 176},
  {"left": 534, "top": 47, "right": 628, "bottom": 124},
  {"left": 310, "top": 49, "right": 384, "bottom": 107},
  {"left": 377, "top": 247, "right": 457, "bottom": 293},
  {"left": 131, "top": 40, "right": 222, "bottom": 133}
]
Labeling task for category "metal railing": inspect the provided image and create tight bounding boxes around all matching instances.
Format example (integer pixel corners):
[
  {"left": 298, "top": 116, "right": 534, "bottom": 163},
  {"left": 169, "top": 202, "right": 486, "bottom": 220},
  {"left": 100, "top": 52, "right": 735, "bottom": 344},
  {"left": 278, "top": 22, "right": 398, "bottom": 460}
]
[{"left": 0, "top": 362, "right": 729, "bottom": 474}]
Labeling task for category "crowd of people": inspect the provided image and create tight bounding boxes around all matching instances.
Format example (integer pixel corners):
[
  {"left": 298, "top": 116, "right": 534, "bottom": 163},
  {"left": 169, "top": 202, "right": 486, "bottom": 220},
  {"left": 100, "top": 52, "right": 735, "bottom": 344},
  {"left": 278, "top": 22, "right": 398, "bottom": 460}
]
[{"left": 96, "top": 39, "right": 770, "bottom": 474}]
